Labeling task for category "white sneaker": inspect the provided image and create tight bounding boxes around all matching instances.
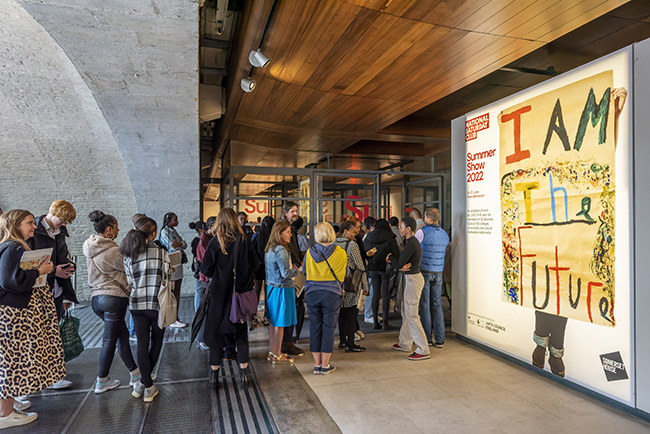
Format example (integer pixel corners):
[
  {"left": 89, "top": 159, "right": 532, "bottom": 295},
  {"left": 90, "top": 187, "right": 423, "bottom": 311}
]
[
  {"left": 0, "top": 409, "right": 38, "bottom": 428},
  {"left": 48, "top": 378, "right": 73, "bottom": 390},
  {"left": 132, "top": 381, "right": 145, "bottom": 399},
  {"left": 169, "top": 320, "right": 187, "bottom": 328},
  {"left": 13, "top": 397, "right": 31, "bottom": 411},
  {"left": 363, "top": 318, "right": 374, "bottom": 324},
  {"left": 95, "top": 377, "right": 120, "bottom": 394},
  {"left": 144, "top": 384, "right": 159, "bottom": 402}
]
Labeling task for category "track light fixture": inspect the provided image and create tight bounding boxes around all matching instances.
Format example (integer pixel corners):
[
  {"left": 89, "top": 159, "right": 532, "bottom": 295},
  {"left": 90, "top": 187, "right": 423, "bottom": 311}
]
[
  {"left": 249, "top": 49, "right": 270, "bottom": 68},
  {"left": 240, "top": 77, "right": 256, "bottom": 92},
  {"left": 239, "top": 1, "right": 278, "bottom": 93}
]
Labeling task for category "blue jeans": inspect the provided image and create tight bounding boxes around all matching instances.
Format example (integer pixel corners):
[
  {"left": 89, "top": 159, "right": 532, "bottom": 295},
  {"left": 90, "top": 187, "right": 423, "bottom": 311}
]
[
  {"left": 419, "top": 272, "right": 445, "bottom": 344},
  {"left": 195, "top": 279, "right": 208, "bottom": 311},
  {"left": 306, "top": 290, "right": 341, "bottom": 353},
  {"left": 369, "top": 271, "right": 389, "bottom": 326},
  {"left": 364, "top": 277, "right": 373, "bottom": 321}
]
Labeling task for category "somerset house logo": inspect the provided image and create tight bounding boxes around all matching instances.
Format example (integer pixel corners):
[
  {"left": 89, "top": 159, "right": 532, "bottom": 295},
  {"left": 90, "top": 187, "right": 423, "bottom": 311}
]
[{"left": 599, "top": 351, "right": 628, "bottom": 382}]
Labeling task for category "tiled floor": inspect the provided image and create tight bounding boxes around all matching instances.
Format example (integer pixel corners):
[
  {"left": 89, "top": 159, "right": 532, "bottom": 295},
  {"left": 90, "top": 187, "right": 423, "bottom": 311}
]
[{"left": 293, "top": 331, "right": 650, "bottom": 434}]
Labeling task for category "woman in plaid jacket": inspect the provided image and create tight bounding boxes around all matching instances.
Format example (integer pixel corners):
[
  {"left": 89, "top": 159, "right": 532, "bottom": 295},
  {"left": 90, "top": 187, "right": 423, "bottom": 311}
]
[{"left": 121, "top": 216, "right": 172, "bottom": 403}]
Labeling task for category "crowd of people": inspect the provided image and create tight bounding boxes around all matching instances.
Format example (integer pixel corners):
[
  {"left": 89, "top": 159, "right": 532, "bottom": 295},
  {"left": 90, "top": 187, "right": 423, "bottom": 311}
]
[{"left": 0, "top": 200, "right": 450, "bottom": 429}]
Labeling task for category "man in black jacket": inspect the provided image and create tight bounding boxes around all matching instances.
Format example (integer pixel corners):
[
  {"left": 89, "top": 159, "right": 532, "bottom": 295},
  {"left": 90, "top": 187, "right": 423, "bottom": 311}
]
[
  {"left": 280, "top": 201, "right": 305, "bottom": 356},
  {"left": 28, "top": 200, "right": 79, "bottom": 390}
]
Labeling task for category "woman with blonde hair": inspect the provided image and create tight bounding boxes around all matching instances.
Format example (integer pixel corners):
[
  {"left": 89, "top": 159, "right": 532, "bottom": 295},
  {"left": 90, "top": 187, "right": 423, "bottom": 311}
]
[
  {"left": 302, "top": 222, "right": 346, "bottom": 375},
  {"left": 0, "top": 210, "right": 63, "bottom": 428},
  {"left": 264, "top": 220, "right": 299, "bottom": 364},
  {"left": 201, "top": 208, "right": 259, "bottom": 390}
]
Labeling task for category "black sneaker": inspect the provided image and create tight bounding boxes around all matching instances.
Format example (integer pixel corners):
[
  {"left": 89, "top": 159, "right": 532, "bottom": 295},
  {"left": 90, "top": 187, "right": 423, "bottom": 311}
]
[
  {"left": 345, "top": 345, "right": 366, "bottom": 353},
  {"left": 282, "top": 343, "right": 305, "bottom": 356},
  {"left": 338, "top": 342, "right": 345, "bottom": 350}
]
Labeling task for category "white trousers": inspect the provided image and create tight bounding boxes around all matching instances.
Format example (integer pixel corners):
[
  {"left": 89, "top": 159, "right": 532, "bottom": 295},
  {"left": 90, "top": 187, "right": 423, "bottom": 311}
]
[{"left": 398, "top": 273, "right": 429, "bottom": 355}]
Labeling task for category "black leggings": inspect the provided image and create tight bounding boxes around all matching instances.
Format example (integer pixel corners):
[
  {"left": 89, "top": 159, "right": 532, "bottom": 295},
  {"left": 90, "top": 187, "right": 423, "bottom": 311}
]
[
  {"left": 535, "top": 310, "right": 568, "bottom": 350},
  {"left": 92, "top": 295, "right": 137, "bottom": 378},
  {"left": 173, "top": 279, "right": 182, "bottom": 321},
  {"left": 370, "top": 271, "right": 390, "bottom": 325},
  {"left": 338, "top": 306, "right": 358, "bottom": 348},
  {"left": 209, "top": 322, "right": 250, "bottom": 366},
  {"left": 131, "top": 310, "right": 165, "bottom": 387}
]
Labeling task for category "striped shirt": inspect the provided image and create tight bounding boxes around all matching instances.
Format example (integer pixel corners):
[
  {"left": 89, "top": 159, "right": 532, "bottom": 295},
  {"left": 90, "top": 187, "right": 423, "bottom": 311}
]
[{"left": 124, "top": 241, "right": 172, "bottom": 311}]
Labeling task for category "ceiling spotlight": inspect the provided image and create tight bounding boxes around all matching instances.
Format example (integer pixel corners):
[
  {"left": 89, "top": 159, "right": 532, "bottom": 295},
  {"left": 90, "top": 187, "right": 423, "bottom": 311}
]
[
  {"left": 249, "top": 49, "right": 270, "bottom": 68},
  {"left": 241, "top": 77, "right": 256, "bottom": 92}
]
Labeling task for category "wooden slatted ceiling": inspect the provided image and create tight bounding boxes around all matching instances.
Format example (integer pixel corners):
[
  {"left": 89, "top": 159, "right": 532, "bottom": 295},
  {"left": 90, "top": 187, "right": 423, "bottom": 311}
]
[
  {"left": 388, "top": 0, "right": 650, "bottom": 137},
  {"left": 224, "top": 0, "right": 628, "bottom": 161}
]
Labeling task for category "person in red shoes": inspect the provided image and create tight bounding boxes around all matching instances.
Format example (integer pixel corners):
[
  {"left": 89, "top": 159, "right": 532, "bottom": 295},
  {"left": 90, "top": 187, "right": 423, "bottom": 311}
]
[{"left": 387, "top": 217, "right": 430, "bottom": 361}]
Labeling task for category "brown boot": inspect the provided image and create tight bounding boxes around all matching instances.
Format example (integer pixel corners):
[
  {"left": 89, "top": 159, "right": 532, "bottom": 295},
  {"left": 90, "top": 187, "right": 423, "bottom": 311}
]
[
  {"left": 549, "top": 356, "right": 565, "bottom": 377},
  {"left": 549, "top": 346, "right": 565, "bottom": 377},
  {"left": 532, "top": 345, "right": 546, "bottom": 369}
]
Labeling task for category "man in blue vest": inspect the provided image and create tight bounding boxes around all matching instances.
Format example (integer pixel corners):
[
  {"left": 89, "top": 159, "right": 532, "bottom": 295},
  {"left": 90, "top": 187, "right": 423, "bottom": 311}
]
[{"left": 415, "top": 208, "right": 449, "bottom": 347}]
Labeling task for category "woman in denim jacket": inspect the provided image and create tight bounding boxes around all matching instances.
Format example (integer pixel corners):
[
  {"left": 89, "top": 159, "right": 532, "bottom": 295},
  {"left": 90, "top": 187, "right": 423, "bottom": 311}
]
[{"left": 264, "top": 221, "right": 299, "bottom": 364}]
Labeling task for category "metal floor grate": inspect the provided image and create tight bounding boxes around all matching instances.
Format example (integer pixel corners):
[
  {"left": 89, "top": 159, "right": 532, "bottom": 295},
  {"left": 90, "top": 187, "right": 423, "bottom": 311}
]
[
  {"left": 17, "top": 297, "right": 279, "bottom": 434},
  {"left": 214, "top": 361, "right": 277, "bottom": 434}
]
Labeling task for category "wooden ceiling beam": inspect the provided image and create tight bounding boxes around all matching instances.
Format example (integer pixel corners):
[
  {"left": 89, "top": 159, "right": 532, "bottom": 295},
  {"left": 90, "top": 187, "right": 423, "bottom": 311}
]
[
  {"left": 233, "top": 117, "right": 449, "bottom": 145},
  {"left": 219, "top": 0, "right": 637, "bottom": 169}
]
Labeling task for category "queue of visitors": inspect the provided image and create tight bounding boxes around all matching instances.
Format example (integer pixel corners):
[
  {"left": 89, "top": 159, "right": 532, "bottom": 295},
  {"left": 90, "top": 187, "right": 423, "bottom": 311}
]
[{"left": 0, "top": 200, "right": 450, "bottom": 429}]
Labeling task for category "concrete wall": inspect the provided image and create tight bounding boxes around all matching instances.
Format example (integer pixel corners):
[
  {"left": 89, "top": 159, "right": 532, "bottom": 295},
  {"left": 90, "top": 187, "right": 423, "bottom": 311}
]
[{"left": 1, "top": 0, "right": 199, "bottom": 298}]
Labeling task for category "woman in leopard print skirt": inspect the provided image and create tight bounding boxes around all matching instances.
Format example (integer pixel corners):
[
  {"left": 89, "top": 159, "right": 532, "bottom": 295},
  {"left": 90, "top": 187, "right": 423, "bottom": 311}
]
[{"left": 0, "top": 210, "right": 66, "bottom": 429}]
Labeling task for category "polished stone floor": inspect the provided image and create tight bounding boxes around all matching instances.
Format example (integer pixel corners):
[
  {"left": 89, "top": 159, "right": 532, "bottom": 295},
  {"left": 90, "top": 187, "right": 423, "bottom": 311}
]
[
  {"left": 293, "top": 331, "right": 650, "bottom": 434},
  {"left": 9, "top": 297, "right": 650, "bottom": 433}
]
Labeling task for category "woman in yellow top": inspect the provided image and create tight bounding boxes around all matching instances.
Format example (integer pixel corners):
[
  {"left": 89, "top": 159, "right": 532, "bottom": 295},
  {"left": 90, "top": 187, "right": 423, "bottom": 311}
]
[{"left": 301, "top": 222, "right": 346, "bottom": 375}]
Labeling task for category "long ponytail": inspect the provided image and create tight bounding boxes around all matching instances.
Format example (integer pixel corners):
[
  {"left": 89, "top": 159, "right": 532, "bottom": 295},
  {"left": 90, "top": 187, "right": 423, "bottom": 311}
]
[{"left": 120, "top": 216, "right": 157, "bottom": 259}]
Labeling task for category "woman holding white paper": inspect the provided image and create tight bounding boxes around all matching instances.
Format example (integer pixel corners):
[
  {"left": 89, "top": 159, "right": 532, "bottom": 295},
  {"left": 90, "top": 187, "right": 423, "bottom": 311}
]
[{"left": 0, "top": 210, "right": 64, "bottom": 429}]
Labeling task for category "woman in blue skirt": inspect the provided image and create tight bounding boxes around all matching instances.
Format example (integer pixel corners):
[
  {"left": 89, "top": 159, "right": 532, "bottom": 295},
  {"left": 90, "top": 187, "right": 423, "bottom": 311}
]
[{"left": 264, "top": 221, "right": 299, "bottom": 364}]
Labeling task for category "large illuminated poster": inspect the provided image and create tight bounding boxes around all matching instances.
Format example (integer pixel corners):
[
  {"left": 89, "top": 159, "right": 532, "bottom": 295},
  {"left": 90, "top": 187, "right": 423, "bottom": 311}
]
[
  {"left": 500, "top": 70, "right": 619, "bottom": 327},
  {"left": 461, "top": 49, "right": 632, "bottom": 403}
]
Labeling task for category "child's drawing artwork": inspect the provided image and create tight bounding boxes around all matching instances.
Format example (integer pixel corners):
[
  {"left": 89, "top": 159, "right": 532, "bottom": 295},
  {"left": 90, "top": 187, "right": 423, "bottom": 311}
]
[{"left": 500, "top": 70, "right": 616, "bottom": 327}]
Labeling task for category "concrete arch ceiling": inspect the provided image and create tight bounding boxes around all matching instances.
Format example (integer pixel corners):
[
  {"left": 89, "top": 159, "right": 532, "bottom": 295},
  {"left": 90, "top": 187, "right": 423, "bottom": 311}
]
[
  {"left": 0, "top": 0, "right": 138, "bottom": 263},
  {"left": 215, "top": 0, "right": 632, "bottom": 172},
  {"left": 13, "top": 0, "right": 201, "bottom": 265}
]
